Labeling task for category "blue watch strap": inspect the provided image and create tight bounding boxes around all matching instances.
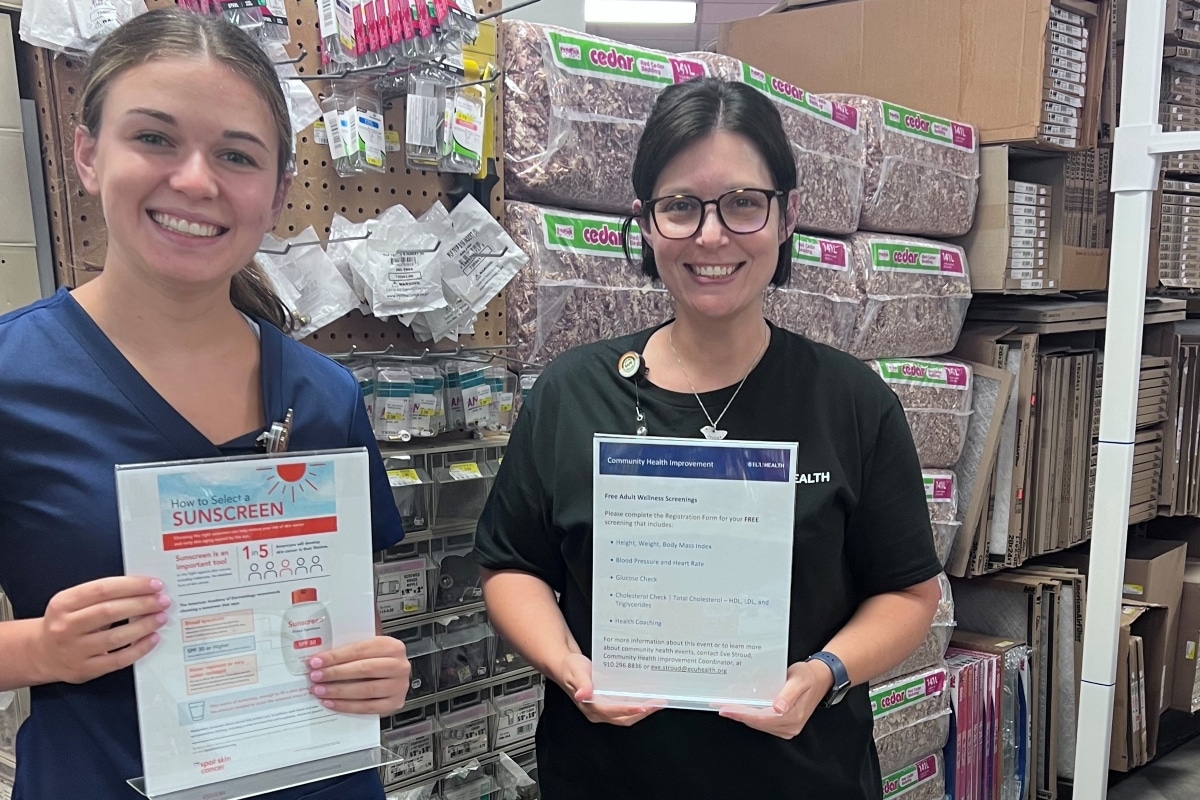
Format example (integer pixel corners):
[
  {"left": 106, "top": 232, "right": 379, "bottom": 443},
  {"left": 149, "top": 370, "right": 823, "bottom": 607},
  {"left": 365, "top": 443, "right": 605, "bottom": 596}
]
[{"left": 806, "top": 651, "right": 851, "bottom": 706}]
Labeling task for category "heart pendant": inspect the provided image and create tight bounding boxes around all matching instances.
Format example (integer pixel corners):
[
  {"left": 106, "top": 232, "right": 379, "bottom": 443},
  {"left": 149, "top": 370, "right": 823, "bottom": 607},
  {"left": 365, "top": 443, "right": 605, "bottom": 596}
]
[{"left": 701, "top": 425, "right": 727, "bottom": 440}]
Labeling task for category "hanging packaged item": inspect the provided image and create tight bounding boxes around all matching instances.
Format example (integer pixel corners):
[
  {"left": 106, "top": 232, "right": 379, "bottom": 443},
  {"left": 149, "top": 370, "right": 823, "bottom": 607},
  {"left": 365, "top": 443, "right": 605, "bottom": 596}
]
[
  {"left": 684, "top": 52, "right": 864, "bottom": 236},
  {"left": 256, "top": 228, "right": 361, "bottom": 338},
  {"left": 444, "top": 0, "right": 478, "bottom": 44},
  {"left": 874, "top": 575, "right": 955, "bottom": 684},
  {"left": 504, "top": 201, "right": 673, "bottom": 364},
  {"left": 439, "top": 61, "right": 487, "bottom": 174},
  {"left": 325, "top": 214, "right": 372, "bottom": 312},
  {"left": 345, "top": 83, "right": 388, "bottom": 174},
  {"left": 439, "top": 195, "right": 528, "bottom": 311},
  {"left": 922, "top": 470, "right": 960, "bottom": 567},
  {"left": 320, "top": 89, "right": 356, "bottom": 176},
  {"left": 374, "top": 367, "right": 415, "bottom": 442},
  {"left": 871, "top": 664, "right": 952, "bottom": 776},
  {"left": 219, "top": 0, "right": 265, "bottom": 33},
  {"left": 409, "top": 366, "right": 447, "bottom": 437},
  {"left": 357, "top": 203, "right": 451, "bottom": 319},
  {"left": 485, "top": 367, "right": 516, "bottom": 431},
  {"left": 317, "top": 0, "right": 357, "bottom": 64},
  {"left": 351, "top": 362, "right": 376, "bottom": 422},
  {"left": 257, "top": 0, "right": 290, "bottom": 43},
  {"left": 20, "top": 0, "right": 146, "bottom": 56},
  {"left": 406, "top": 69, "right": 451, "bottom": 170},
  {"left": 502, "top": 20, "right": 709, "bottom": 213}
]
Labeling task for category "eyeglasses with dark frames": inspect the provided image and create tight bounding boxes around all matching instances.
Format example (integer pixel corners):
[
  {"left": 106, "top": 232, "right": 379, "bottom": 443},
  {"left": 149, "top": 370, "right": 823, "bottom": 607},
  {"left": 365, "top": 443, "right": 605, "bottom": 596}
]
[{"left": 644, "top": 188, "right": 787, "bottom": 240}]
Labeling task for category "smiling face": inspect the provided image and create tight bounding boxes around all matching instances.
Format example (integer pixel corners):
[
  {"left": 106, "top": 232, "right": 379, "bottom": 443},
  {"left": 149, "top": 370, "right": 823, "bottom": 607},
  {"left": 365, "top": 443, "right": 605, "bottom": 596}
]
[
  {"left": 639, "top": 129, "right": 791, "bottom": 325},
  {"left": 74, "top": 56, "right": 287, "bottom": 291}
]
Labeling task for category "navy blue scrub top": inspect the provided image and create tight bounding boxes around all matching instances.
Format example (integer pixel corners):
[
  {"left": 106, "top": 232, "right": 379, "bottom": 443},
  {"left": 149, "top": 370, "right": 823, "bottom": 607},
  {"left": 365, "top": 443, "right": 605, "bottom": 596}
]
[{"left": 0, "top": 289, "right": 404, "bottom": 800}]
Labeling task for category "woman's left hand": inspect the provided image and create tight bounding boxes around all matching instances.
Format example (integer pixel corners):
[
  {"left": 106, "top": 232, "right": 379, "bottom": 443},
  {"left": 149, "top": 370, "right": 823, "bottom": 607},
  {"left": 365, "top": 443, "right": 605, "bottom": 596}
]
[
  {"left": 307, "top": 636, "right": 410, "bottom": 716},
  {"left": 718, "top": 660, "right": 833, "bottom": 740}
]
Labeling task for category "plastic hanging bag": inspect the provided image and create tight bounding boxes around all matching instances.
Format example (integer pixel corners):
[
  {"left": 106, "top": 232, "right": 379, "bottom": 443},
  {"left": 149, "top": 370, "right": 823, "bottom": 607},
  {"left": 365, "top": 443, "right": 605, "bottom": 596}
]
[
  {"left": 439, "top": 195, "right": 527, "bottom": 311},
  {"left": 258, "top": 0, "right": 290, "bottom": 43},
  {"left": 321, "top": 89, "right": 357, "bottom": 176},
  {"left": 343, "top": 82, "right": 388, "bottom": 174},
  {"left": 440, "top": 84, "right": 485, "bottom": 174},
  {"left": 20, "top": 0, "right": 146, "bottom": 56},
  {"left": 406, "top": 70, "right": 449, "bottom": 170},
  {"left": 220, "top": 0, "right": 265, "bottom": 32},
  {"left": 326, "top": 213, "right": 372, "bottom": 313},
  {"left": 360, "top": 202, "right": 451, "bottom": 318},
  {"left": 257, "top": 228, "right": 361, "bottom": 338}
]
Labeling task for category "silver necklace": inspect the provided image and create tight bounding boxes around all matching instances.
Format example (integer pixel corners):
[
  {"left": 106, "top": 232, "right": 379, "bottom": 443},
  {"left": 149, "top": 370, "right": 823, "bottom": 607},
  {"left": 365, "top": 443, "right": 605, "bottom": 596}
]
[{"left": 669, "top": 324, "right": 768, "bottom": 440}]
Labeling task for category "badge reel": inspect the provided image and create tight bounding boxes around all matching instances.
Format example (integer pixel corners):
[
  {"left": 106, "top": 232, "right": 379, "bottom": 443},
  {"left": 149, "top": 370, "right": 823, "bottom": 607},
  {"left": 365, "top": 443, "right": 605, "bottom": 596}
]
[
  {"left": 257, "top": 408, "right": 294, "bottom": 454},
  {"left": 617, "top": 351, "right": 648, "bottom": 436}
]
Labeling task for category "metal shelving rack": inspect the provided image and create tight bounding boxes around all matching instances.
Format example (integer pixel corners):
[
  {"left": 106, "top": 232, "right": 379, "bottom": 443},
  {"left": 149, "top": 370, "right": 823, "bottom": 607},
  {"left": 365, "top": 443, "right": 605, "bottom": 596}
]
[{"left": 1075, "top": 0, "right": 1200, "bottom": 796}]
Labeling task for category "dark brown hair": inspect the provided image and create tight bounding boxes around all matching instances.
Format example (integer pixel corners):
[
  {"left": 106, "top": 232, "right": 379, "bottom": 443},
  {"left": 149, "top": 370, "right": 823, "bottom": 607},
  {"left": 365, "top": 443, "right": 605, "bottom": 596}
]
[
  {"left": 622, "top": 78, "right": 797, "bottom": 287},
  {"left": 80, "top": 8, "right": 295, "bottom": 330}
]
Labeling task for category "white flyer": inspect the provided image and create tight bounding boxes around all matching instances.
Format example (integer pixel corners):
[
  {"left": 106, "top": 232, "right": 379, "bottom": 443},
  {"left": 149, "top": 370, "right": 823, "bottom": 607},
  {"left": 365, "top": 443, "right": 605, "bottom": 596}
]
[
  {"left": 115, "top": 450, "right": 380, "bottom": 798},
  {"left": 591, "top": 435, "right": 797, "bottom": 710}
]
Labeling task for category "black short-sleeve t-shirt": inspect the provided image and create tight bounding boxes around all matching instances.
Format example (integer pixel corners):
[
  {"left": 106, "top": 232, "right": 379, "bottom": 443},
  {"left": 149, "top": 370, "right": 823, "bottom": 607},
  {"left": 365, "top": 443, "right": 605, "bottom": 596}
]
[{"left": 475, "top": 322, "right": 943, "bottom": 799}]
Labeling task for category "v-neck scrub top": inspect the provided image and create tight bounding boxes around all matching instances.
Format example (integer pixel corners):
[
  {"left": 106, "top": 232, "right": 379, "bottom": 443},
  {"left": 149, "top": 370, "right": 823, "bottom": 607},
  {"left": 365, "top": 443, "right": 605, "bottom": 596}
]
[
  {"left": 475, "top": 323, "right": 944, "bottom": 799},
  {"left": 0, "top": 290, "right": 404, "bottom": 800}
]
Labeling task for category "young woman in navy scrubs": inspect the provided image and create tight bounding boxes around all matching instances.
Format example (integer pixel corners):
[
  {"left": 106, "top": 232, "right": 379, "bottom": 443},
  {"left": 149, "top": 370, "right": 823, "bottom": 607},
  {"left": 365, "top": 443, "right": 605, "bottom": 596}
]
[{"left": 0, "top": 10, "right": 409, "bottom": 798}]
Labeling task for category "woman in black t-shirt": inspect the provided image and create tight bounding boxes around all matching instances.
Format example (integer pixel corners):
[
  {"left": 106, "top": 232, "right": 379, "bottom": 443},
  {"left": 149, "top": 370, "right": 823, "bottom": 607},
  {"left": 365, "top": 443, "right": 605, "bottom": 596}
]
[{"left": 474, "top": 78, "right": 944, "bottom": 799}]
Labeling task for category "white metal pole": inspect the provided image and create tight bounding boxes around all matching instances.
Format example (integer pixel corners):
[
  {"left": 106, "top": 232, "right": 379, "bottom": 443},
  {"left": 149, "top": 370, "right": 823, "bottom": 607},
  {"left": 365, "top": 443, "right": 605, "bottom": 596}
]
[{"left": 1073, "top": 0, "right": 1166, "bottom": 796}]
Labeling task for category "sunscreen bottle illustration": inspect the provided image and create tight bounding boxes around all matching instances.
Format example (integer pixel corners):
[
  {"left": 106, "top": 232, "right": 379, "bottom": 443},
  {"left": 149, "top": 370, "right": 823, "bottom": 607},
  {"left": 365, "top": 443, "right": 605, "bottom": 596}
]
[{"left": 282, "top": 588, "right": 331, "bottom": 675}]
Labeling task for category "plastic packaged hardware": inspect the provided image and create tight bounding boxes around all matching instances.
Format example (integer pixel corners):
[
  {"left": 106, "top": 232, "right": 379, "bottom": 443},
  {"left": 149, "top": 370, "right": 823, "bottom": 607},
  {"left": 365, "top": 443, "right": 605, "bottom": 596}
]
[
  {"left": 445, "top": 0, "right": 478, "bottom": 44},
  {"left": 219, "top": 0, "right": 265, "bottom": 32},
  {"left": 485, "top": 367, "right": 517, "bottom": 431},
  {"left": 19, "top": 0, "right": 146, "bottom": 56},
  {"left": 440, "top": 195, "right": 528, "bottom": 311},
  {"left": 352, "top": 362, "right": 376, "bottom": 421},
  {"left": 344, "top": 83, "right": 388, "bottom": 174},
  {"left": 374, "top": 367, "right": 415, "bottom": 441},
  {"left": 881, "top": 754, "right": 945, "bottom": 800},
  {"left": 869, "top": 359, "right": 974, "bottom": 469},
  {"left": 407, "top": 70, "right": 450, "bottom": 170},
  {"left": 320, "top": 89, "right": 356, "bottom": 176},
  {"left": 490, "top": 684, "right": 543, "bottom": 747},
  {"left": 257, "top": 0, "right": 290, "bottom": 43},
  {"left": 440, "top": 60, "right": 486, "bottom": 174},
  {"left": 358, "top": 202, "right": 450, "bottom": 319},
  {"left": 256, "top": 228, "right": 361, "bottom": 338},
  {"left": 410, "top": 366, "right": 447, "bottom": 437}
]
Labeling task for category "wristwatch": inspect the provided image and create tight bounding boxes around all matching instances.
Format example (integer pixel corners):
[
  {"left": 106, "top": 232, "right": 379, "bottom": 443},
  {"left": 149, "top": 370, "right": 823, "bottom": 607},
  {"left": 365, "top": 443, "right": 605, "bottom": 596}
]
[{"left": 806, "top": 651, "right": 851, "bottom": 707}]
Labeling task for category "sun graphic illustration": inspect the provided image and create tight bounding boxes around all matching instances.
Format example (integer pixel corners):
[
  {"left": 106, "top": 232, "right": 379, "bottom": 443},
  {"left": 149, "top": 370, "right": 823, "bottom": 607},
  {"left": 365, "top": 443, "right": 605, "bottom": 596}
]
[{"left": 259, "top": 462, "right": 324, "bottom": 502}]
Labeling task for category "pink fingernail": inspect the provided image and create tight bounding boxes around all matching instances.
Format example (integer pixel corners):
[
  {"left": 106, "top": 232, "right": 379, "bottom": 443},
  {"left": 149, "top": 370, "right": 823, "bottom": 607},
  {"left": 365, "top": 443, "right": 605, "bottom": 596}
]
[
  {"left": 154, "top": 613, "right": 168, "bottom": 624},
  {"left": 309, "top": 657, "right": 323, "bottom": 669},
  {"left": 309, "top": 670, "right": 324, "bottom": 682},
  {"left": 150, "top": 633, "right": 161, "bottom": 645},
  {"left": 322, "top": 700, "right": 335, "bottom": 709},
  {"left": 313, "top": 685, "right": 327, "bottom": 697},
  {"left": 157, "top": 594, "right": 172, "bottom": 608},
  {"left": 150, "top": 579, "right": 164, "bottom": 591}
]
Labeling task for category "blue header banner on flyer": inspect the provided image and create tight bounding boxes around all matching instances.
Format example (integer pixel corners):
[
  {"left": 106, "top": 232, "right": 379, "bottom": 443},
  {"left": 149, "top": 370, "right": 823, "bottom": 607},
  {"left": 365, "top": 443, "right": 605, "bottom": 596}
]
[{"left": 598, "top": 441, "right": 792, "bottom": 482}]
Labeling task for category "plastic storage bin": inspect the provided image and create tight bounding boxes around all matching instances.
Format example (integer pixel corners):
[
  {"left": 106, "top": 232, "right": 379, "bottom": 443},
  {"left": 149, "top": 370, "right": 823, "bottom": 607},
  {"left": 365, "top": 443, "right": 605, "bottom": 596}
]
[{"left": 384, "top": 453, "right": 434, "bottom": 536}]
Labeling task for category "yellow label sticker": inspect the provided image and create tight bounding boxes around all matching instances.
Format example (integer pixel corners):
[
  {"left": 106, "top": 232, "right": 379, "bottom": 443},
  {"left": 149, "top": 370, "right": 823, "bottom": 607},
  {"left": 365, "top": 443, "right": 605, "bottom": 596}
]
[
  {"left": 449, "top": 462, "right": 482, "bottom": 481},
  {"left": 387, "top": 469, "right": 421, "bottom": 487},
  {"left": 1188, "top": 641, "right": 1197, "bottom": 661},
  {"left": 1124, "top": 583, "right": 1145, "bottom": 596}
]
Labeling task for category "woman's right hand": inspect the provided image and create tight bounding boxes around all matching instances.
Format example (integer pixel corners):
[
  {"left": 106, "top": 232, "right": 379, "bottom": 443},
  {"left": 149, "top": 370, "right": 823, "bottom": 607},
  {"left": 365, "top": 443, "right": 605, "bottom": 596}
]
[
  {"left": 35, "top": 576, "right": 170, "bottom": 684},
  {"left": 557, "top": 652, "right": 663, "bottom": 727}
]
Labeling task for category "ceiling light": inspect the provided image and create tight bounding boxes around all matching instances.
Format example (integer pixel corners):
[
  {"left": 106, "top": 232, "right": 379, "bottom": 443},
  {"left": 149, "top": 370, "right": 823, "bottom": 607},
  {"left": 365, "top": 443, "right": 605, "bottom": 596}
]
[{"left": 583, "top": 0, "right": 697, "bottom": 24}]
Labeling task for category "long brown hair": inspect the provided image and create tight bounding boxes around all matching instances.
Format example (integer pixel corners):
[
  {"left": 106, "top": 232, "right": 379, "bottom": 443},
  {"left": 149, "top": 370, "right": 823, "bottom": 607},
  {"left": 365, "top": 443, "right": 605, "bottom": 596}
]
[{"left": 79, "top": 8, "right": 295, "bottom": 331}]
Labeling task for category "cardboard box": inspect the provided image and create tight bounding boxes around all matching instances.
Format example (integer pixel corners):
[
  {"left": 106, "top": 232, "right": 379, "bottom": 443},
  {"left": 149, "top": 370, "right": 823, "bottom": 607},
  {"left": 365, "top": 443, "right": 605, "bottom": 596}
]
[
  {"left": 1110, "top": 603, "right": 1169, "bottom": 770},
  {"left": 718, "top": 0, "right": 1110, "bottom": 147},
  {"left": 957, "top": 145, "right": 1113, "bottom": 293},
  {"left": 1047, "top": 539, "right": 1186, "bottom": 734},
  {"left": 1170, "top": 559, "right": 1200, "bottom": 713}
]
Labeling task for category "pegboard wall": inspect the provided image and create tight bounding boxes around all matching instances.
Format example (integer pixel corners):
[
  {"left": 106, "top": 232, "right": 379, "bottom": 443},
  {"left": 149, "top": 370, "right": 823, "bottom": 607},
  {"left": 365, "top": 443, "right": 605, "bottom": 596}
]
[{"left": 26, "top": 0, "right": 508, "bottom": 353}]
